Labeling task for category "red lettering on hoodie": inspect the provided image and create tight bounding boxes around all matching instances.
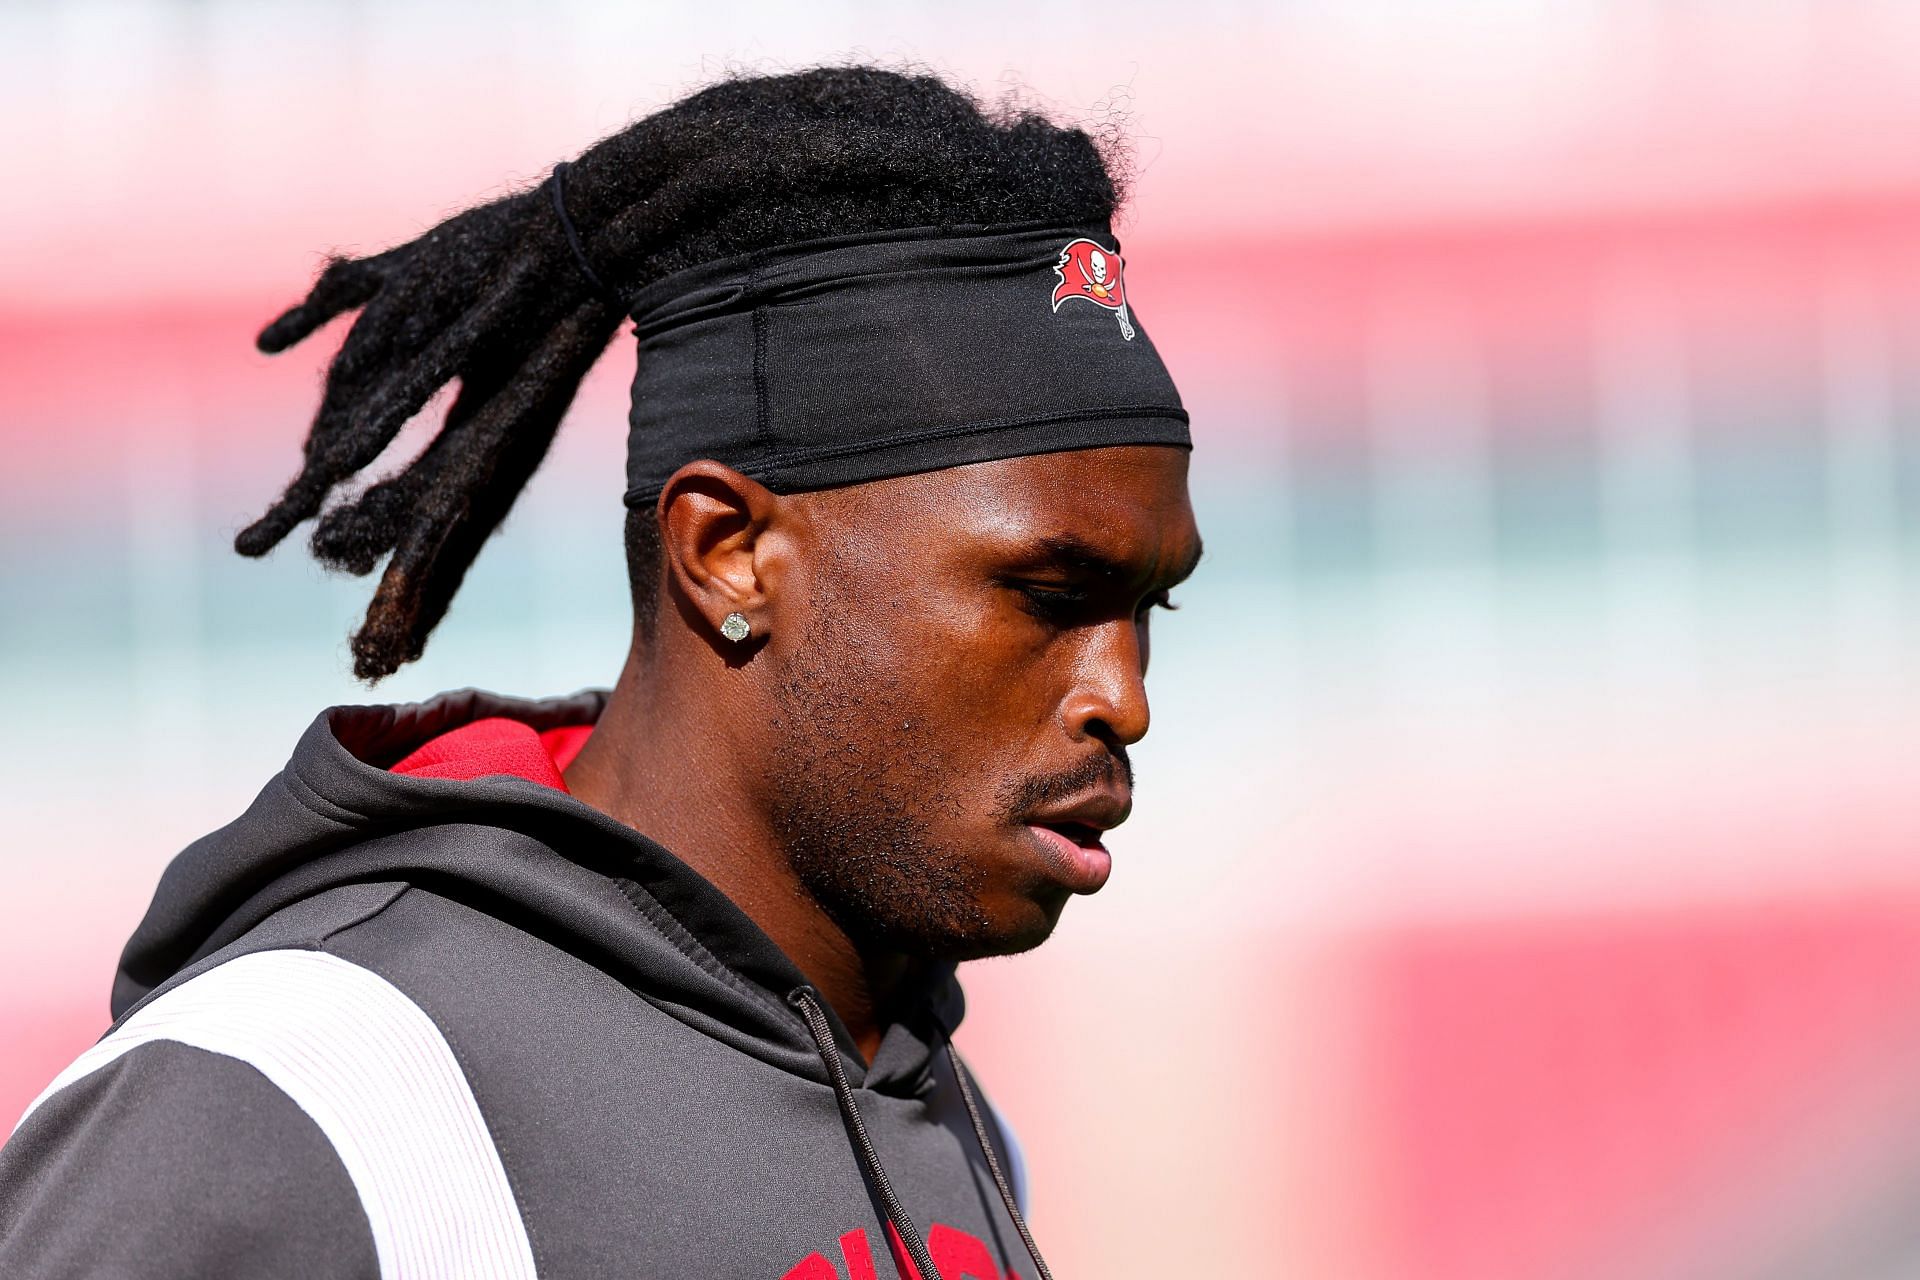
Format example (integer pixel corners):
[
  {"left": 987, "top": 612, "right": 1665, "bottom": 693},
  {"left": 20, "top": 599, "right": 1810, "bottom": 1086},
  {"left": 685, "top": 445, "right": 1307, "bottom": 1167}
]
[
  {"left": 841, "top": 1228, "right": 881, "bottom": 1280},
  {"left": 782, "top": 1222, "right": 1014, "bottom": 1280},
  {"left": 930, "top": 1223, "right": 1008, "bottom": 1279},
  {"left": 782, "top": 1254, "right": 839, "bottom": 1280}
]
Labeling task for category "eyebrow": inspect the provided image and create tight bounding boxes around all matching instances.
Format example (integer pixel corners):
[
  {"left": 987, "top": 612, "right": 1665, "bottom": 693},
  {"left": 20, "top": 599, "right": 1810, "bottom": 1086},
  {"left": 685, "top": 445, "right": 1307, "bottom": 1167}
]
[{"left": 1030, "top": 533, "right": 1205, "bottom": 589}]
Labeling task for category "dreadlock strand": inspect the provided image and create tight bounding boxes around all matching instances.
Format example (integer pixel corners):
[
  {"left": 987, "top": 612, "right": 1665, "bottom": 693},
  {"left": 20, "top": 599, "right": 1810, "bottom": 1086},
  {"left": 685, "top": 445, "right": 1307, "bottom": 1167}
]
[
  {"left": 343, "top": 253, "right": 558, "bottom": 457},
  {"left": 345, "top": 300, "right": 616, "bottom": 677},
  {"left": 256, "top": 252, "right": 393, "bottom": 354},
  {"left": 305, "top": 282, "right": 599, "bottom": 579},
  {"left": 305, "top": 372, "right": 499, "bottom": 576},
  {"left": 238, "top": 203, "right": 579, "bottom": 558}
]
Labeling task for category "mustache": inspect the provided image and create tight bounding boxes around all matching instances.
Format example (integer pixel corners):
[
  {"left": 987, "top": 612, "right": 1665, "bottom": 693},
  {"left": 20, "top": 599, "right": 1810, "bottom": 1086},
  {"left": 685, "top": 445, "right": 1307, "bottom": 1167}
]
[{"left": 999, "top": 747, "right": 1133, "bottom": 817}]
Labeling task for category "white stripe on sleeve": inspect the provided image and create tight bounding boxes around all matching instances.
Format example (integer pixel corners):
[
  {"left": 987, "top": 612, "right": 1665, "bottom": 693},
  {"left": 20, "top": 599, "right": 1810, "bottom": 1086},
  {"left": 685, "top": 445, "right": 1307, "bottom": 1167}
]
[{"left": 16, "top": 949, "right": 537, "bottom": 1280}]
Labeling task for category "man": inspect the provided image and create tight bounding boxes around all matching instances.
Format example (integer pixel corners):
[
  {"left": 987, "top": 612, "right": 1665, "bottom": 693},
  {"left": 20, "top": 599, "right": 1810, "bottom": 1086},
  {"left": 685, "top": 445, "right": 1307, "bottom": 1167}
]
[{"left": 0, "top": 66, "right": 1199, "bottom": 1279}]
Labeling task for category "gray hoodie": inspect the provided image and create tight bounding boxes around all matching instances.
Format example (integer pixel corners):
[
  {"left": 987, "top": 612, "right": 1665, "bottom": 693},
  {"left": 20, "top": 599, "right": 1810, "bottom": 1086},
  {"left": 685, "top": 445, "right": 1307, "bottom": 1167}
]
[{"left": 0, "top": 688, "right": 1044, "bottom": 1280}]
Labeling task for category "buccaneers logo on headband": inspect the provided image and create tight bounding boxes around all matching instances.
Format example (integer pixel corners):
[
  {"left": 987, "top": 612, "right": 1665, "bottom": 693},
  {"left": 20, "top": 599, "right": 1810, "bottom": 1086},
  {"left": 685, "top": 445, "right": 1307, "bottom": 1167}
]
[{"left": 1051, "top": 238, "right": 1136, "bottom": 340}]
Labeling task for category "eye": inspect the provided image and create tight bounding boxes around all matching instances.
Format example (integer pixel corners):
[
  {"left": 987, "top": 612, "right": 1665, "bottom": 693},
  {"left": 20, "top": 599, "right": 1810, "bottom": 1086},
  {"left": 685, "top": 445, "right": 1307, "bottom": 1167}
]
[{"left": 1014, "top": 582, "right": 1091, "bottom": 623}]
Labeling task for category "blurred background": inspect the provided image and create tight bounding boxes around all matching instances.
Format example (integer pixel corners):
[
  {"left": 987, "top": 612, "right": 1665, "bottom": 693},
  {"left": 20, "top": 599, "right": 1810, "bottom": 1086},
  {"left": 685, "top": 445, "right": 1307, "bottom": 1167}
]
[{"left": 5, "top": 1, "right": 1920, "bottom": 1276}]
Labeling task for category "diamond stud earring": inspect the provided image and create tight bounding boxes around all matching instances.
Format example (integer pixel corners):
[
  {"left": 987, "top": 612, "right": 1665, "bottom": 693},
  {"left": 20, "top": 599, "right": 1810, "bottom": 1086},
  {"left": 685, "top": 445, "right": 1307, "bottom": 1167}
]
[{"left": 720, "top": 612, "right": 751, "bottom": 643}]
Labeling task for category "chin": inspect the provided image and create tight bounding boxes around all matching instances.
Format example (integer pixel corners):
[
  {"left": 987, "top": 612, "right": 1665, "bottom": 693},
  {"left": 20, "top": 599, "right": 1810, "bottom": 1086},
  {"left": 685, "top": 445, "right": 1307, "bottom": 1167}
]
[
  {"left": 794, "top": 825, "right": 1075, "bottom": 961},
  {"left": 918, "top": 891, "right": 1071, "bottom": 962}
]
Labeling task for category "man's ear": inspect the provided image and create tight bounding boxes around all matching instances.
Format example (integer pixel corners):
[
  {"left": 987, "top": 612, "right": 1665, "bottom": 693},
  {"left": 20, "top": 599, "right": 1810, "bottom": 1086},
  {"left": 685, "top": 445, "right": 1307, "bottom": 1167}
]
[{"left": 654, "top": 460, "right": 784, "bottom": 645}]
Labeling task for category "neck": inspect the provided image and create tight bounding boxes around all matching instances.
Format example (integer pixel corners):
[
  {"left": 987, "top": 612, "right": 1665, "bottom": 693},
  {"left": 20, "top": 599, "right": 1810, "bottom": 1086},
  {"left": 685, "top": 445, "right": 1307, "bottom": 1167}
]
[{"left": 563, "top": 645, "right": 906, "bottom": 1062}]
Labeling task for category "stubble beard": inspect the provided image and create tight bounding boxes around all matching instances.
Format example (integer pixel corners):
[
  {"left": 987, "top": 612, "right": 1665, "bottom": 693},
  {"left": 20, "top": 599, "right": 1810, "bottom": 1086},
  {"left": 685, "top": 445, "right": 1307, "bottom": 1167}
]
[{"left": 762, "top": 617, "right": 1009, "bottom": 961}]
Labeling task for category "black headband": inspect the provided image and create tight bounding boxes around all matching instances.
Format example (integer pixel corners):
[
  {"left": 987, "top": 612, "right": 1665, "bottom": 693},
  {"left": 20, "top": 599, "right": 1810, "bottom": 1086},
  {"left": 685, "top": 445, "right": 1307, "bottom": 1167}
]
[{"left": 620, "top": 221, "right": 1190, "bottom": 509}]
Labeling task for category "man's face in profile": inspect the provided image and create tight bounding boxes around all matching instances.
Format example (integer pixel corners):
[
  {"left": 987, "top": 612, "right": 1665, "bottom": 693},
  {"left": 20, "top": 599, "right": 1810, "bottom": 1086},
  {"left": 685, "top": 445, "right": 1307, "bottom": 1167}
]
[{"left": 756, "top": 444, "right": 1201, "bottom": 961}]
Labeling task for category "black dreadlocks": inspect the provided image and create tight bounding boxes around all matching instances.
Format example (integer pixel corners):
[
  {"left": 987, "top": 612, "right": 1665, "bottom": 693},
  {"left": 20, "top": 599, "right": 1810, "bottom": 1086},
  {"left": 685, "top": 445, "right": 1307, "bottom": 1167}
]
[{"left": 239, "top": 66, "right": 1125, "bottom": 681}]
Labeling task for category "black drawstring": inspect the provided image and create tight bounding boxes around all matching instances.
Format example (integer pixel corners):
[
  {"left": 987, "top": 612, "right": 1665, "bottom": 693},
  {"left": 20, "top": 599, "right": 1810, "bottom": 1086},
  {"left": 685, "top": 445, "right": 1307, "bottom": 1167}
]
[
  {"left": 788, "top": 986, "right": 944, "bottom": 1280},
  {"left": 945, "top": 1044, "right": 1055, "bottom": 1280},
  {"left": 787, "top": 985, "right": 1058, "bottom": 1280}
]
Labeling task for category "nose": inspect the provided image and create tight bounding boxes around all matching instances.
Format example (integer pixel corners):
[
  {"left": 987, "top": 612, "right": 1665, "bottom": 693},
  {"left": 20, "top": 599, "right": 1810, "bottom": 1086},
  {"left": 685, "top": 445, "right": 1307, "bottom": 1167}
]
[{"left": 1060, "top": 619, "right": 1151, "bottom": 748}]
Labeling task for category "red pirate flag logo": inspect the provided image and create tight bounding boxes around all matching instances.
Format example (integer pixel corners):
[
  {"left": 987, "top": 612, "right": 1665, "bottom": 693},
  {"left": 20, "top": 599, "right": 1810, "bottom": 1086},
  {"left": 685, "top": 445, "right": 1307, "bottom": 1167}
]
[{"left": 1050, "top": 237, "right": 1136, "bottom": 340}]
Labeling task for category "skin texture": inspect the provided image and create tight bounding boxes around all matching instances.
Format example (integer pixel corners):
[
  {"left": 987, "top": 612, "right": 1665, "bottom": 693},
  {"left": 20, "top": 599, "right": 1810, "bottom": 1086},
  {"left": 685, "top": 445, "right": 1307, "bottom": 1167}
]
[{"left": 563, "top": 445, "right": 1201, "bottom": 1059}]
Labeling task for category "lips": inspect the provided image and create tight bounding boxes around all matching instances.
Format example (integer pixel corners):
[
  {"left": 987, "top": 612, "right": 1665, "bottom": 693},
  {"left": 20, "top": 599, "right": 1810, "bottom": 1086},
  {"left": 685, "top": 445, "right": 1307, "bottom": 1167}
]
[
  {"left": 1020, "top": 790, "right": 1128, "bottom": 895},
  {"left": 1023, "top": 789, "right": 1130, "bottom": 837},
  {"left": 1023, "top": 822, "right": 1113, "bottom": 894}
]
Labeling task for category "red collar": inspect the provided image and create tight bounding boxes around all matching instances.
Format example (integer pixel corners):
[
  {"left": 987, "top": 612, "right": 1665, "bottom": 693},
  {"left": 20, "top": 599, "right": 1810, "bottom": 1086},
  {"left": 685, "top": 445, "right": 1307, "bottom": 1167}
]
[{"left": 388, "top": 717, "right": 593, "bottom": 793}]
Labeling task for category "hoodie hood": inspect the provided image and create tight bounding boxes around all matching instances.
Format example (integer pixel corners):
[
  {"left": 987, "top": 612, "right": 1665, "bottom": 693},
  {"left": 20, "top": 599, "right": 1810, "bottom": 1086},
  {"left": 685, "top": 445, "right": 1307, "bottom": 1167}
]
[{"left": 113, "top": 686, "right": 965, "bottom": 1097}]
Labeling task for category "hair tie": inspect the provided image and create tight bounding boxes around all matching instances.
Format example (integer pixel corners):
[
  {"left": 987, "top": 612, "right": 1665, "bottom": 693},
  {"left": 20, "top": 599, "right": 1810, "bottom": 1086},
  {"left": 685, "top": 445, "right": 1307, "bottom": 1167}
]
[{"left": 549, "top": 161, "right": 622, "bottom": 305}]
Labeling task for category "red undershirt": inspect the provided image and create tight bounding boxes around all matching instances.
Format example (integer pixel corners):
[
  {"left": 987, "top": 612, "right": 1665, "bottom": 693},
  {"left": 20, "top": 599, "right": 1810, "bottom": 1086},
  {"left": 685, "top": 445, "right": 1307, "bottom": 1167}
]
[{"left": 388, "top": 717, "right": 594, "bottom": 794}]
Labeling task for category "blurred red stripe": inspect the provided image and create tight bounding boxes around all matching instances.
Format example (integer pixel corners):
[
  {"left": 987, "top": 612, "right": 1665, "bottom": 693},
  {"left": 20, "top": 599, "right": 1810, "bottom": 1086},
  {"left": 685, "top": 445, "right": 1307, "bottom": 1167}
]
[{"left": 1361, "top": 897, "right": 1920, "bottom": 1280}]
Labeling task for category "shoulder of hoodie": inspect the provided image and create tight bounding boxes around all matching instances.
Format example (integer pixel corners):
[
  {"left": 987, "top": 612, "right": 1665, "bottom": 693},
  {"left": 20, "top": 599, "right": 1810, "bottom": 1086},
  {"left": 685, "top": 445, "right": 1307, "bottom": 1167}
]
[
  {"left": 0, "top": 1037, "right": 378, "bottom": 1279},
  {"left": 0, "top": 880, "right": 565, "bottom": 1280},
  {"left": 0, "top": 883, "right": 418, "bottom": 1278},
  {"left": 15, "top": 870, "right": 710, "bottom": 1147},
  {"left": 4, "top": 877, "right": 712, "bottom": 1246}
]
